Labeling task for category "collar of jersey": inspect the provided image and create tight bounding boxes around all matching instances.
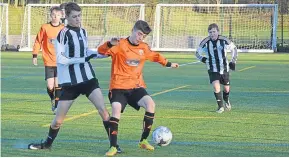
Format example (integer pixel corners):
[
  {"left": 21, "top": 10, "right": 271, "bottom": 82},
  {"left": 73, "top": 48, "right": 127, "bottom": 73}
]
[
  {"left": 49, "top": 22, "right": 61, "bottom": 27},
  {"left": 67, "top": 25, "right": 80, "bottom": 31},
  {"left": 126, "top": 37, "right": 139, "bottom": 46}
]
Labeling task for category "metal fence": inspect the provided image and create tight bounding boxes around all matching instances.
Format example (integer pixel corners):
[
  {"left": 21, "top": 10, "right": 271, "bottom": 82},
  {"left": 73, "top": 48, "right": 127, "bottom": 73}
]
[{"left": 1, "top": 0, "right": 289, "bottom": 51}]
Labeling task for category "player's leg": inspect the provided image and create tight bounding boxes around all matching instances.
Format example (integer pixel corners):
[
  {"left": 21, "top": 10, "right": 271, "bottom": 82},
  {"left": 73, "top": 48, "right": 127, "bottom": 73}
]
[
  {"left": 45, "top": 66, "right": 56, "bottom": 112},
  {"left": 86, "top": 86, "right": 124, "bottom": 153},
  {"left": 209, "top": 71, "right": 224, "bottom": 113},
  {"left": 105, "top": 89, "right": 127, "bottom": 156},
  {"left": 85, "top": 79, "right": 110, "bottom": 121},
  {"left": 130, "top": 88, "right": 155, "bottom": 151},
  {"left": 222, "top": 72, "right": 231, "bottom": 111},
  {"left": 84, "top": 79, "right": 113, "bottom": 146},
  {"left": 28, "top": 86, "right": 80, "bottom": 150},
  {"left": 53, "top": 67, "right": 61, "bottom": 111}
]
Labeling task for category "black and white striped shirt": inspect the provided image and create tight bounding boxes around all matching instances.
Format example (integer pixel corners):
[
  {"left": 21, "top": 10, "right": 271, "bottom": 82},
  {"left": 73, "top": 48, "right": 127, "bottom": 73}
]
[
  {"left": 55, "top": 25, "right": 106, "bottom": 86},
  {"left": 196, "top": 35, "right": 238, "bottom": 74}
]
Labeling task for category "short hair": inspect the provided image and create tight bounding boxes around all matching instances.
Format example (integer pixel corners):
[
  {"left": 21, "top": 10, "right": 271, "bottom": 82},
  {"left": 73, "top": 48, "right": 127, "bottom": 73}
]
[
  {"left": 50, "top": 6, "right": 62, "bottom": 14},
  {"left": 65, "top": 2, "right": 81, "bottom": 16},
  {"left": 208, "top": 23, "right": 219, "bottom": 32},
  {"left": 133, "top": 20, "right": 152, "bottom": 34},
  {"left": 59, "top": 2, "right": 67, "bottom": 10}
]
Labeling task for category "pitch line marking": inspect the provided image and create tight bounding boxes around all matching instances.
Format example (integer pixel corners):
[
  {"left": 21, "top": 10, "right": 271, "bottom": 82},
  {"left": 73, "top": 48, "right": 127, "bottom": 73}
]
[
  {"left": 150, "top": 85, "right": 190, "bottom": 96},
  {"left": 238, "top": 66, "right": 256, "bottom": 72},
  {"left": 41, "top": 85, "right": 190, "bottom": 127}
]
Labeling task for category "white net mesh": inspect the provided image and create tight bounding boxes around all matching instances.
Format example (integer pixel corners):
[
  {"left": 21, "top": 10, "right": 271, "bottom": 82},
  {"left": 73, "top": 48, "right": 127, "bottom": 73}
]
[
  {"left": 0, "top": 3, "right": 8, "bottom": 48},
  {"left": 152, "top": 4, "right": 278, "bottom": 52},
  {"left": 20, "top": 4, "right": 145, "bottom": 51}
]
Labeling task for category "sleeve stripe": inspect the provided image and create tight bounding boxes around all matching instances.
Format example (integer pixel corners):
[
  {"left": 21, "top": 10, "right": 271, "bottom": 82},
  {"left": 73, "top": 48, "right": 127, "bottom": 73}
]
[
  {"left": 199, "top": 36, "right": 210, "bottom": 48},
  {"left": 219, "top": 36, "right": 231, "bottom": 45}
]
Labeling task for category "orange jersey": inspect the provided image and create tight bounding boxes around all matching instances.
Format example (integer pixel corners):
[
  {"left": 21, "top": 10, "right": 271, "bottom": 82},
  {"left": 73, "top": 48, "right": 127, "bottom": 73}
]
[
  {"left": 98, "top": 38, "right": 169, "bottom": 90},
  {"left": 33, "top": 23, "right": 65, "bottom": 66}
]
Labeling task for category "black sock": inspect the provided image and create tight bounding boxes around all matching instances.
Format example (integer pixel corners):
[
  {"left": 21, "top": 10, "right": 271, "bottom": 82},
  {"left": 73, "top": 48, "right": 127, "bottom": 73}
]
[
  {"left": 214, "top": 92, "right": 223, "bottom": 108},
  {"left": 140, "top": 112, "right": 154, "bottom": 141},
  {"left": 223, "top": 91, "right": 230, "bottom": 103},
  {"left": 44, "top": 126, "right": 60, "bottom": 146},
  {"left": 108, "top": 117, "right": 119, "bottom": 147},
  {"left": 103, "top": 120, "right": 110, "bottom": 136},
  {"left": 54, "top": 87, "right": 62, "bottom": 108},
  {"left": 47, "top": 87, "right": 55, "bottom": 101}
]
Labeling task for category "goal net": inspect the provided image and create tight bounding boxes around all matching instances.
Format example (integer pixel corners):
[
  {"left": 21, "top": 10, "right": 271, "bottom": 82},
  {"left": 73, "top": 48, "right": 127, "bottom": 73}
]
[
  {"left": 152, "top": 4, "right": 278, "bottom": 52},
  {"left": 20, "top": 4, "right": 145, "bottom": 51},
  {"left": 0, "top": 3, "right": 8, "bottom": 49}
]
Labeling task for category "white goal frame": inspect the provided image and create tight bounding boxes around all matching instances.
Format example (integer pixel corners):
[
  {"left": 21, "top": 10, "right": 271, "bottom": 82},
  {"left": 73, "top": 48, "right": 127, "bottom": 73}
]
[
  {"left": 0, "top": 3, "right": 9, "bottom": 47},
  {"left": 151, "top": 4, "right": 278, "bottom": 53},
  {"left": 20, "top": 3, "right": 145, "bottom": 51}
]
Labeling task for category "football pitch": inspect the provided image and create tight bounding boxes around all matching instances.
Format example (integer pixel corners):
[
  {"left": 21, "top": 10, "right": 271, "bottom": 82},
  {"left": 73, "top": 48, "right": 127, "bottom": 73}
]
[{"left": 1, "top": 52, "right": 289, "bottom": 157}]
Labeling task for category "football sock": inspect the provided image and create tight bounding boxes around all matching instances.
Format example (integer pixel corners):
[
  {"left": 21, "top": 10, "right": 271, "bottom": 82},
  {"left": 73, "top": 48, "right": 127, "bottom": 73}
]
[
  {"left": 214, "top": 92, "right": 223, "bottom": 108},
  {"left": 223, "top": 91, "right": 230, "bottom": 103},
  {"left": 108, "top": 117, "right": 119, "bottom": 147},
  {"left": 54, "top": 87, "right": 62, "bottom": 108},
  {"left": 45, "top": 126, "right": 60, "bottom": 146},
  {"left": 140, "top": 112, "right": 154, "bottom": 141},
  {"left": 103, "top": 120, "right": 110, "bottom": 136},
  {"left": 46, "top": 87, "right": 54, "bottom": 101},
  {"left": 103, "top": 120, "right": 120, "bottom": 148}
]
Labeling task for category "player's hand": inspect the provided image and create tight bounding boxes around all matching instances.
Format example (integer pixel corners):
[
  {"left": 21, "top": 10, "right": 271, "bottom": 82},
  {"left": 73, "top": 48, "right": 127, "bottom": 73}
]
[
  {"left": 201, "top": 57, "right": 207, "bottom": 63},
  {"left": 171, "top": 63, "right": 179, "bottom": 68},
  {"left": 85, "top": 54, "right": 98, "bottom": 62},
  {"left": 32, "top": 58, "right": 38, "bottom": 66},
  {"left": 229, "top": 62, "right": 236, "bottom": 71},
  {"left": 110, "top": 37, "right": 119, "bottom": 46}
]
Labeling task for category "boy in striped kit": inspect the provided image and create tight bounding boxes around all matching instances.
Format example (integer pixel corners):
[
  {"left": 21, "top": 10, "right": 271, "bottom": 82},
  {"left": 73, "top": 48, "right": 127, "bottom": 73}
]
[
  {"left": 28, "top": 2, "right": 117, "bottom": 152},
  {"left": 195, "top": 23, "right": 238, "bottom": 113}
]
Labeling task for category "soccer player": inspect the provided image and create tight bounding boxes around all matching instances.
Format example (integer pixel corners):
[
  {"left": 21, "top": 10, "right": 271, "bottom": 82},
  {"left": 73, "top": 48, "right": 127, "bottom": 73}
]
[
  {"left": 97, "top": 20, "right": 179, "bottom": 156},
  {"left": 28, "top": 2, "right": 112, "bottom": 151},
  {"left": 195, "top": 23, "right": 238, "bottom": 113},
  {"left": 32, "top": 6, "right": 64, "bottom": 113}
]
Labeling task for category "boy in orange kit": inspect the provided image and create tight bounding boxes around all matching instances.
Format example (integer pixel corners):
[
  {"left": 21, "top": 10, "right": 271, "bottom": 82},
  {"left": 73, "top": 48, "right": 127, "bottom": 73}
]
[
  {"left": 32, "top": 6, "right": 64, "bottom": 113},
  {"left": 98, "top": 20, "right": 179, "bottom": 156}
]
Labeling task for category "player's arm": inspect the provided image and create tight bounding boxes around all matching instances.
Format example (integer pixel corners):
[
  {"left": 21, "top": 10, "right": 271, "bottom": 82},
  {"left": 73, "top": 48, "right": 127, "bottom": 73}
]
[
  {"left": 32, "top": 26, "right": 45, "bottom": 65},
  {"left": 195, "top": 47, "right": 208, "bottom": 63},
  {"left": 229, "top": 43, "right": 238, "bottom": 63},
  {"left": 226, "top": 40, "right": 238, "bottom": 70},
  {"left": 145, "top": 46, "right": 178, "bottom": 68},
  {"left": 55, "top": 32, "right": 87, "bottom": 65},
  {"left": 195, "top": 39, "right": 208, "bottom": 63},
  {"left": 86, "top": 49, "right": 108, "bottom": 59},
  {"left": 97, "top": 38, "right": 119, "bottom": 56}
]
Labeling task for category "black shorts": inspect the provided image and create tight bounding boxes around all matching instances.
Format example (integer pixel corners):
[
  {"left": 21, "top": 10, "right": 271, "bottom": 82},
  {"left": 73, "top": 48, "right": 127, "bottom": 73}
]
[
  {"left": 59, "top": 78, "right": 100, "bottom": 100},
  {"left": 108, "top": 88, "right": 149, "bottom": 113},
  {"left": 45, "top": 66, "right": 57, "bottom": 80},
  {"left": 208, "top": 71, "right": 230, "bottom": 85}
]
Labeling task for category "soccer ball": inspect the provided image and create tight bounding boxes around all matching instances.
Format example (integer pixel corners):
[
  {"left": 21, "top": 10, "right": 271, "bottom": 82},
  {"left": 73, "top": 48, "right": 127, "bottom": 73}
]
[{"left": 152, "top": 126, "right": 173, "bottom": 146}]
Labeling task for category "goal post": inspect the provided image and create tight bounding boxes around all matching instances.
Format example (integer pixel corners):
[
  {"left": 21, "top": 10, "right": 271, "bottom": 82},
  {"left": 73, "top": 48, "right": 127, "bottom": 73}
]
[
  {"left": 151, "top": 4, "right": 278, "bottom": 53},
  {"left": 19, "top": 4, "right": 145, "bottom": 51},
  {"left": 0, "top": 3, "right": 9, "bottom": 48}
]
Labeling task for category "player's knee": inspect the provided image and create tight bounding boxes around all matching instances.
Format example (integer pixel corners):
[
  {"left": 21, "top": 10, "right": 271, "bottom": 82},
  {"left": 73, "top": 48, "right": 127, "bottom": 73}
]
[
  {"left": 223, "top": 86, "right": 230, "bottom": 93},
  {"left": 143, "top": 97, "right": 155, "bottom": 112},
  {"left": 47, "top": 79, "right": 55, "bottom": 89},
  {"left": 112, "top": 102, "right": 122, "bottom": 111},
  {"left": 213, "top": 86, "right": 221, "bottom": 93}
]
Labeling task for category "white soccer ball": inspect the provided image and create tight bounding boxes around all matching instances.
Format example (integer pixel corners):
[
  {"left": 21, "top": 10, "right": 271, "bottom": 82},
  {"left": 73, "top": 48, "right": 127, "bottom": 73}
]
[{"left": 152, "top": 126, "right": 173, "bottom": 146}]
